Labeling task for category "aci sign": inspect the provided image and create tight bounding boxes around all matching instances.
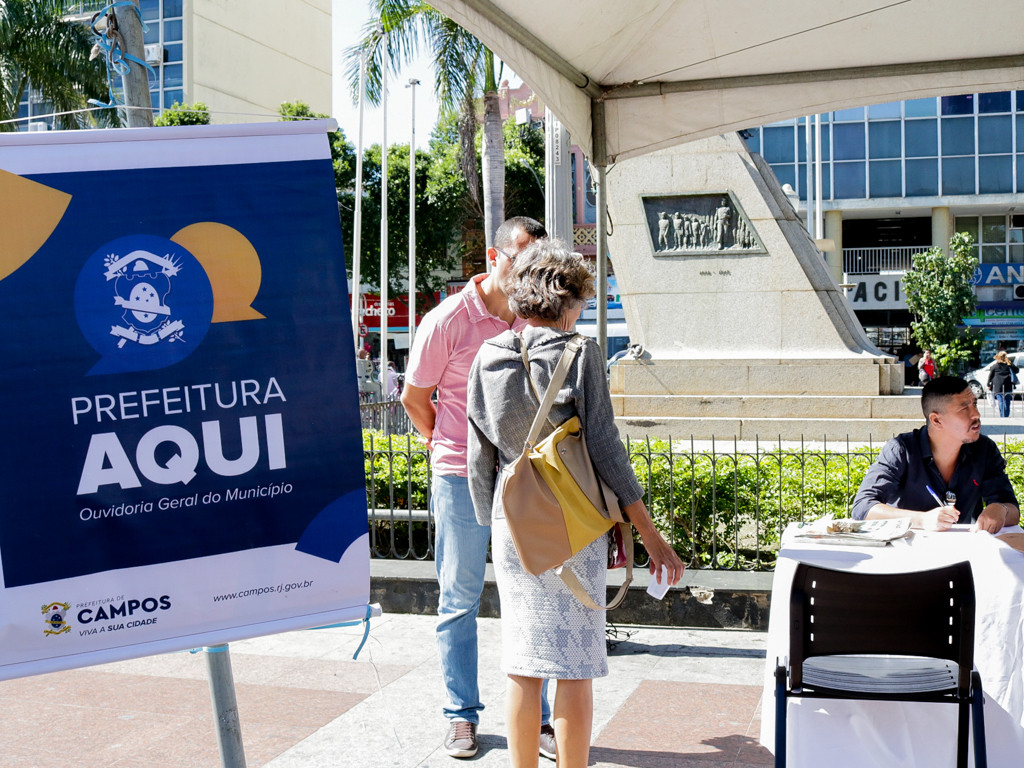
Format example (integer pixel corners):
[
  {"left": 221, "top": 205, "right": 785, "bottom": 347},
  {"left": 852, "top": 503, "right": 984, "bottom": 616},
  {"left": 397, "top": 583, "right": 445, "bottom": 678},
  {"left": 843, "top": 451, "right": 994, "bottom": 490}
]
[{"left": 847, "top": 275, "right": 906, "bottom": 310}]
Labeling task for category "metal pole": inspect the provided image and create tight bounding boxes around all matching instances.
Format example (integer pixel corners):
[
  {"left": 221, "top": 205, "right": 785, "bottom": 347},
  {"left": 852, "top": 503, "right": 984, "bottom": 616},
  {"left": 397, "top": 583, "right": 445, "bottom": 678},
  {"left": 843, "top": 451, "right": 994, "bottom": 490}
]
[
  {"left": 351, "top": 46, "right": 369, "bottom": 352},
  {"left": 592, "top": 101, "right": 609, "bottom": 359},
  {"left": 380, "top": 33, "right": 389, "bottom": 382},
  {"left": 804, "top": 116, "right": 813, "bottom": 235},
  {"left": 595, "top": 163, "right": 608, "bottom": 358},
  {"left": 407, "top": 78, "right": 419, "bottom": 350},
  {"left": 205, "top": 645, "right": 246, "bottom": 768},
  {"left": 814, "top": 113, "right": 824, "bottom": 240}
]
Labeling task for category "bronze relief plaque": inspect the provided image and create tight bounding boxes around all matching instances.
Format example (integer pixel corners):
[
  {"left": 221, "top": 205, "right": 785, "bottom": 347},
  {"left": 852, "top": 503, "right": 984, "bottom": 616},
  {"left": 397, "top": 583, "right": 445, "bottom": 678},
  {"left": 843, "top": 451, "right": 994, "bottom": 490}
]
[{"left": 642, "top": 193, "right": 765, "bottom": 256}]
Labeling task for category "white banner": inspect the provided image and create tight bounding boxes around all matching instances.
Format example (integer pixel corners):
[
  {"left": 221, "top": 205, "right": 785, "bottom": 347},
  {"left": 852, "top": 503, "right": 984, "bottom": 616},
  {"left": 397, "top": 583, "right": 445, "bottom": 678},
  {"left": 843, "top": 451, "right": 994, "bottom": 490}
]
[{"left": 0, "top": 121, "right": 369, "bottom": 681}]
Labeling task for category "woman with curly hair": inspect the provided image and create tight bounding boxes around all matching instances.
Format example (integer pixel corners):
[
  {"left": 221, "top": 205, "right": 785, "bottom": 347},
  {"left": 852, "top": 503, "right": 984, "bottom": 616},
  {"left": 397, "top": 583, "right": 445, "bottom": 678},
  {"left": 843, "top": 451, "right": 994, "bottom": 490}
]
[{"left": 466, "top": 238, "right": 684, "bottom": 768}]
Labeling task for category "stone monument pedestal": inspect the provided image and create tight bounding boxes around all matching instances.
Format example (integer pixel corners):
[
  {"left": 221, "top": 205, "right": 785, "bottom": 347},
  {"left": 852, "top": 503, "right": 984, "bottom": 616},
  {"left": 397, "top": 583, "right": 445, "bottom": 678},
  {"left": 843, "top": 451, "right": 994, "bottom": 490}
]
[{"left": 606, "top": 134, "right": 919, "bottom": 441}]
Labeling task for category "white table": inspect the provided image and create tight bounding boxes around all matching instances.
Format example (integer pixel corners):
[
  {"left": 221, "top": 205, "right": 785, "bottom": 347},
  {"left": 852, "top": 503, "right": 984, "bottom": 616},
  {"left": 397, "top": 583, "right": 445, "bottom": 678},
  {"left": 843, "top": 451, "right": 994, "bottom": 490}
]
[{"left": 760, "top": 524, "right": 1024, "bottom": 767}]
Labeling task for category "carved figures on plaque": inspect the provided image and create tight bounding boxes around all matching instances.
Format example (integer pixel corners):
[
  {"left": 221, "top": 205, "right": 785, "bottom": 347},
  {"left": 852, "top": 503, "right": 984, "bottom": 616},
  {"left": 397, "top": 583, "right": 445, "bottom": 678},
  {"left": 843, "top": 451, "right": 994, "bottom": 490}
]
[{"left": 643, "top": 193, "right": 764, "bottom": 255}]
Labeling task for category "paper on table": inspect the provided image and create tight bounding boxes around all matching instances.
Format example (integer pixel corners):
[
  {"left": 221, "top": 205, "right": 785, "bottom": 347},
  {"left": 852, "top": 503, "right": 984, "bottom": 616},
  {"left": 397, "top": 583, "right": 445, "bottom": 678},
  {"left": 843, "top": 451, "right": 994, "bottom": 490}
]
[{"left": 788, "top": 515, "right": 912, "bottom": 547}]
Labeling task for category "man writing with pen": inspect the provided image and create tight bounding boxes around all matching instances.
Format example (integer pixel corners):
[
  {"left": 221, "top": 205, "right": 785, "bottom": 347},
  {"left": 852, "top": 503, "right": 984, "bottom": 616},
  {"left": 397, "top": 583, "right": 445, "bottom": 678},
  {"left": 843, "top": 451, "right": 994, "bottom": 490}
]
[{"left": 852, "top": 376, "right": 1021, "bottom": 532}]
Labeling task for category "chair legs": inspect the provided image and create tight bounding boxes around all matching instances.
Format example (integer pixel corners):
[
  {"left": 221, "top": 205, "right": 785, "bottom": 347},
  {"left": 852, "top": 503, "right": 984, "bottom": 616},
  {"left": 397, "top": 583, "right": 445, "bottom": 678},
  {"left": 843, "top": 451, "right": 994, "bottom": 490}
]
[
  {"left": 774, "top": 664, "right": 787, "bottom": 768},
  {"left": 971, "top": 670, "right": 988, "bottom": 768},
  {"left": 775, "top": 668, "right": 988, "bottom": 768},
  {"left": 957, "top": 698, "right": 969, "bottom": 768}
]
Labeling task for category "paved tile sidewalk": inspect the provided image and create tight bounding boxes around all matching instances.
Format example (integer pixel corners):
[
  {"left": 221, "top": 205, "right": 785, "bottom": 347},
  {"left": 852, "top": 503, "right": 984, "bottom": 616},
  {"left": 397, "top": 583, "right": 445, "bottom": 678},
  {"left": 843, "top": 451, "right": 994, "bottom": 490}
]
[{"left": 0, "top": 614, "right": 770, "bottom": 767}]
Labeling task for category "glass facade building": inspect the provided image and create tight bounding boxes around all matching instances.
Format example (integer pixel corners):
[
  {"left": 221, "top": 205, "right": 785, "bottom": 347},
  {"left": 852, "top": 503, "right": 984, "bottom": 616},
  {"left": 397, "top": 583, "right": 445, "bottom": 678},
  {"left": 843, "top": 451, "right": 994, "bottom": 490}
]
[{"left": 748, "top": 91, "right": 1024, "bottom": 364}]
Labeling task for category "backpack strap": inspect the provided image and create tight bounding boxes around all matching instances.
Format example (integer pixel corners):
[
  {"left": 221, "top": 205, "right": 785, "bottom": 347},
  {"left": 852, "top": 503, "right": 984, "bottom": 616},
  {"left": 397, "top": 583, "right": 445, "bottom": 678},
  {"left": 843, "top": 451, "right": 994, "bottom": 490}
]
[
  {"left": 555, "top": 526, "right": 634, "bottom": 611},
  {"left": 520, "top": 333, "right": 585, "bottom": 448}
]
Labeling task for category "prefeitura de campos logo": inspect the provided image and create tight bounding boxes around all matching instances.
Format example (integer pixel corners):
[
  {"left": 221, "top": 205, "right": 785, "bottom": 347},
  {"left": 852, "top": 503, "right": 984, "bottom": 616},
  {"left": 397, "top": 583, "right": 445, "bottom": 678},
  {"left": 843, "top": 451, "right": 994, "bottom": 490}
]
[
  {"left": 42, "top": 601, "right": 71, "bottom": 637},
  {"left": 74, "top": 235, "right": 213, "bottom": 375}
]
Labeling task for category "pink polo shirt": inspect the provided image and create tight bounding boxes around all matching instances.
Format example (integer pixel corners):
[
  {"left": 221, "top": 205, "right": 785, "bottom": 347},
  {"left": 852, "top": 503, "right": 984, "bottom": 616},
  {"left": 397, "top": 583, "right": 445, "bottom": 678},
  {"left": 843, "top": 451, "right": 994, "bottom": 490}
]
[{"left": 405, "top": 274, "right": 526, "bottom": 476}]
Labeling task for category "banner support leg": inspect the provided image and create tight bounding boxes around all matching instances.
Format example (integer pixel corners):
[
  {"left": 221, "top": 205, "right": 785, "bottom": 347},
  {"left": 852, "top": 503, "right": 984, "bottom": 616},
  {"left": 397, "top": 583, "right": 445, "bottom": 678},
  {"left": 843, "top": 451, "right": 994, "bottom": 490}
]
[{"left": 205, "top": 644, "right": 247, "bottom": 768}]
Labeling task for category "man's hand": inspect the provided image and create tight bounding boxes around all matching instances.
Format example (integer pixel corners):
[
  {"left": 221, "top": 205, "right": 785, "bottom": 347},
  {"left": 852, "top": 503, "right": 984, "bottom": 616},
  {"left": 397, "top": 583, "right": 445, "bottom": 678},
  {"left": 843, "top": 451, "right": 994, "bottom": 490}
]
[
  {"left": 975, "top": 503, "right": 1010, "bottom": 533},
  {"left": 920, "top": 505, "right": 959, "bottom": 531}
]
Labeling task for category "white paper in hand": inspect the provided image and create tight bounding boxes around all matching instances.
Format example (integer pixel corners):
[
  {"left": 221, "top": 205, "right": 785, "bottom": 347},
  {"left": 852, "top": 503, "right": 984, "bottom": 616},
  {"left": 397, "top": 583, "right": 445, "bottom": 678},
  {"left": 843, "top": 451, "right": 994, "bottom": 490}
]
[{"left": 646, "top": 565, "right": 670, "bottom": 600}]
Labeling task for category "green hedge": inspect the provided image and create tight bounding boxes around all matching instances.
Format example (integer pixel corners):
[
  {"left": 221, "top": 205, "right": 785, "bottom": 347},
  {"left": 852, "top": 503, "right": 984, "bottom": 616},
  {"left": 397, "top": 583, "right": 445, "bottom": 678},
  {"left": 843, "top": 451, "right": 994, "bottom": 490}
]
[{"left": 363, "top": 430, "right": 1024, "bottom": 569}]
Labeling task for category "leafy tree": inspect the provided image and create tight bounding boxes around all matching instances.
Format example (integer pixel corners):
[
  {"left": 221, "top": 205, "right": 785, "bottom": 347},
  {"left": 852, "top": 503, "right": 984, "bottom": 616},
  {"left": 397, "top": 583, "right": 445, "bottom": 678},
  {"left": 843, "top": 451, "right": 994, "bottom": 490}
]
[
  {"left": 357, "top": 140, "right": 462, "bottom": 305},
  {"left": 344, "top": 0, "right": 509, "bottom": 249},
  {"left": 277, "top": 100, "right": 357, "bottom": 195},
  {"left": 0, "top": 0, "right": 111, "bottom": 130},
  {"left": 153, "top": 100, "right": 210, "bottom": 126},
  {"left": 501, "top": 116, "right": 545, "bottom": 225},
  {"left": 902, "top": 231, "right": 981, "bottom": 374}
]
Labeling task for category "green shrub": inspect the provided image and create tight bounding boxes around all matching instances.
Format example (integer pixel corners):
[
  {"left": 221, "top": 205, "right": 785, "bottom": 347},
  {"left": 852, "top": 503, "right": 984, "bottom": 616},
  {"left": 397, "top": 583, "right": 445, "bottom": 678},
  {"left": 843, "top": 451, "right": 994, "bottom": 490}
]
[
  {"left": 363, "top": 430, "right": 430, "bottom": 511},
  {"left": 360, "top": 430, "right": 1024, "bottom": 569}
]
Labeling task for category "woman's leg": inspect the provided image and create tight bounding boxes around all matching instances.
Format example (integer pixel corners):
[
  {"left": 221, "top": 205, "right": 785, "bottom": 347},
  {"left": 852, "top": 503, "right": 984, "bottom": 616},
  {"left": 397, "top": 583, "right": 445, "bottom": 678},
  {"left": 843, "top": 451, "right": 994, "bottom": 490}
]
[
  {"left": 507, "top": 674, "right": 544, "bottom": 768},
  {"left": 552, "top": 678, "right": 593, "bottom": 768}
]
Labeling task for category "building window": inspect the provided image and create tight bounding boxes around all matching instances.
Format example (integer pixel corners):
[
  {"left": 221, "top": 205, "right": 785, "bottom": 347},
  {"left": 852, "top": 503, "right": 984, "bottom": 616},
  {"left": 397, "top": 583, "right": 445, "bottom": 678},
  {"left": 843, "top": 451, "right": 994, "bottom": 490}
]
[
  {"left": 869, "top": 160, "right": 902, "bottom": 197},
  {"left": 904, "top": 118, "right": 938, "bottom": 157},
  {"left": 956, "top": 214, "right": 1022, "bottom": 264},
  {"left": 941, "top": 94, "right": 975, "bottom": 115},
  {"left": 834, "top": 161, "right": 866, "bottom": 198},
  {"left": 979, "top": 155, "right": 1013, "bottom": 194},
  {"left": 868, "top": 121, "right": 901, "bottom": 159},
  {"left": 942, "top": 157, "right": 975, "bottom": 195},
  {"left": 979, "top": 115, "right": 1012, "bottom": 154},
  {"left": 979, "top": 91, "right": 1011, "bottom": 113},
  {"left": 905, "top": 159, "right": 938, "bottom": 195}
]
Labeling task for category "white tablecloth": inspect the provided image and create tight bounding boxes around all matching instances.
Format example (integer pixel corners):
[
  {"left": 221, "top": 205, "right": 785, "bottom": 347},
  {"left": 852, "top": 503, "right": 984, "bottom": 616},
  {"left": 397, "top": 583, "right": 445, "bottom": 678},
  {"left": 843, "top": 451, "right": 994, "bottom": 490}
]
[{"left": 760, "top": 524, "right": 1024, "bottom": 767}]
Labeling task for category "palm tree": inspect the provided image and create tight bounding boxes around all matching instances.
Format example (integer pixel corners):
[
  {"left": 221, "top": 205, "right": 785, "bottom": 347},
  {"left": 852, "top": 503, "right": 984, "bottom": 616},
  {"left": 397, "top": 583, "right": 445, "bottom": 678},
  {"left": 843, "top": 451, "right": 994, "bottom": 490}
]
[
  {"left": 344, "top": 0, "right": 507, "bottom": 249},
  {"left": 0, "top": 0, "right": 111, "bottom": 131}
]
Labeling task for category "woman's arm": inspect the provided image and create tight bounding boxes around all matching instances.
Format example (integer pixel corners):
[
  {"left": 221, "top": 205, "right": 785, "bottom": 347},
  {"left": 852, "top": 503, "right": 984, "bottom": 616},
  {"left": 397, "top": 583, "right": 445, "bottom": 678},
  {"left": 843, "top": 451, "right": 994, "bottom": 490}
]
[{"left": 622, "top": 498, "right": 685, "bottom": 585}]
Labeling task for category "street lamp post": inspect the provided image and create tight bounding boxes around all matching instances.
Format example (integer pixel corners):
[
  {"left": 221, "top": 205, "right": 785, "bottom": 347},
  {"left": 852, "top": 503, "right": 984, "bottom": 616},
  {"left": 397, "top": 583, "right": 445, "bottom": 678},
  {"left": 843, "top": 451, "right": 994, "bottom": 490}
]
[
  {"left": 351, "top": 25, "right": 384, "bottom": 353},
  {"left": 380, "top": 32, "right": 389, "bottom": 381},
  {"left": 407, "top": 77, "right": 419, "bottom": 351}
]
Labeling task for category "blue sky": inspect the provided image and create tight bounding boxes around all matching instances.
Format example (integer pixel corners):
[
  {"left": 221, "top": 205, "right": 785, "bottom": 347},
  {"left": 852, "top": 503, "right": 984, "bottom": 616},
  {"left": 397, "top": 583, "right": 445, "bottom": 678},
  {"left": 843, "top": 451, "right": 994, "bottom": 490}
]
[{"left": 331, "top": 0, "right": 440, "bottom": 150}]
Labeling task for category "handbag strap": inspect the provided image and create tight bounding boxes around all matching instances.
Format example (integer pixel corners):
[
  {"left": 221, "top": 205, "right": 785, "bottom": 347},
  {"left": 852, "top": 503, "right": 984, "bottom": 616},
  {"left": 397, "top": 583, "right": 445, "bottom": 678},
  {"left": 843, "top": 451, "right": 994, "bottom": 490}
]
[
  {"left": 520, "top": 333, "right": 585, "bottom": 448},
  {"left": 555, "top": 524, "right": 634, "bottom": 611}
]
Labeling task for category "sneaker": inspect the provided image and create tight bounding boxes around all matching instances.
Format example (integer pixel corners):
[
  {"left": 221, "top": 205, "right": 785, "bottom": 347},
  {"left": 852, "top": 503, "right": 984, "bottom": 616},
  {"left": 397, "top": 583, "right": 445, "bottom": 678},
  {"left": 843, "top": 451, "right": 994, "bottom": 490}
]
[
  {"left": 444, "top": 720, "right": 479, "bottom": 758},
  {"left": 539, "top": 723, "right": 557, "bottom": 761}
]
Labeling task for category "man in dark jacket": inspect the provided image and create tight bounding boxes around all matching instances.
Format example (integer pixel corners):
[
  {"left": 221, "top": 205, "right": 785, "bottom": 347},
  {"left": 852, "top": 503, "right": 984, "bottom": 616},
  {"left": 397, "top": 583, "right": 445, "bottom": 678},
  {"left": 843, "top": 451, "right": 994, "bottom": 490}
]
[{"left": 852, "top": 376, "right": 1020, "bottom": 532}]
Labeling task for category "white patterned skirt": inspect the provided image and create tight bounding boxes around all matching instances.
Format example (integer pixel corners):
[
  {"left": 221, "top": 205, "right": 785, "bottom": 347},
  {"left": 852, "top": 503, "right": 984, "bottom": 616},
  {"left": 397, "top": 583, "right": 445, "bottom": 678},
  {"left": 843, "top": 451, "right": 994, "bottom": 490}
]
[{"left": 492, "top": 516, "right": 609, "bottom": 679}]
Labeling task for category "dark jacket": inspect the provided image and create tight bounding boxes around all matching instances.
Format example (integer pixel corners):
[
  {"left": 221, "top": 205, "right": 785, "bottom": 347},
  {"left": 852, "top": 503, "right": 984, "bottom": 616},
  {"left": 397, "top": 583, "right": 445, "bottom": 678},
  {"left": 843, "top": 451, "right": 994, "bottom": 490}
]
[{"left": 988, "top": 361, "right": 1019, "bottom": 395}]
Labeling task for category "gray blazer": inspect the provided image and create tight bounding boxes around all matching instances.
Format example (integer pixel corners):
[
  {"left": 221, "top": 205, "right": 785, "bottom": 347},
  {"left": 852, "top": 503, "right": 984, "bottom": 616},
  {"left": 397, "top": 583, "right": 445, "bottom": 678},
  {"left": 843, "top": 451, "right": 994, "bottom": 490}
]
[{"left": 466, "top": 325, "right": 644, "bottom": 526}]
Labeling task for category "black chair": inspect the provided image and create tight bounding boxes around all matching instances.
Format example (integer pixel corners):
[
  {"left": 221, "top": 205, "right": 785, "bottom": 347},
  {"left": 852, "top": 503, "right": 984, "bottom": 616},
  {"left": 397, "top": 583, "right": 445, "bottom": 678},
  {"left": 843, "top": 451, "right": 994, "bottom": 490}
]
[{"left": 774, "top": 560, "right": 987, "bottom": 767}]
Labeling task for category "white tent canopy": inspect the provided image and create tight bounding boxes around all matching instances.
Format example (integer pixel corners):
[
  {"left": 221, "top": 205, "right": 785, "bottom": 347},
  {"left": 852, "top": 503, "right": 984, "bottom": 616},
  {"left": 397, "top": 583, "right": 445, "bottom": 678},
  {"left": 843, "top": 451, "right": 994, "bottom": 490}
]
[{"left": 429, "top": 0, "right": 1024, "bottom": 165}]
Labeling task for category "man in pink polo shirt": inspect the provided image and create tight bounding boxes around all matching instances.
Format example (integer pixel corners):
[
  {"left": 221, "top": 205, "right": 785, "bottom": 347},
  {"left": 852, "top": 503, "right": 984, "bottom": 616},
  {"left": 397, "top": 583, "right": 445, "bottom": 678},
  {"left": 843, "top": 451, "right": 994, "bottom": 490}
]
[{"left": 402, "top": 217, "right": 555, "bottom": 759}]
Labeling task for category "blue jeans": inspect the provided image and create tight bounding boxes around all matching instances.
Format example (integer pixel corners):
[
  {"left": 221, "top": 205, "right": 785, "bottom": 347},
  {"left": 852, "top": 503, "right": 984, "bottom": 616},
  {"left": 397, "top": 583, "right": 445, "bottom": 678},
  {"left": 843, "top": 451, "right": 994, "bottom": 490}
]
[
  {"left": 997, "top": 393, "right": 1012, "bottom": 417},
  {"left": 432, "top": 474, "right": 550, "bottom": 725}
]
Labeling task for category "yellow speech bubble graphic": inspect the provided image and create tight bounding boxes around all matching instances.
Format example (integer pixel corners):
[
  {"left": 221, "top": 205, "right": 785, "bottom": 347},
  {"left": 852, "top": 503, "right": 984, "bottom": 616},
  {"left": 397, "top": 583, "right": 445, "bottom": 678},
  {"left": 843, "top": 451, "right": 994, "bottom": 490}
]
[
  {"left": 171, "top": 222, "right": 265, "bottom": 322},
  {"left": 0, "top": 169, "right": 72, "bottom": 282}
]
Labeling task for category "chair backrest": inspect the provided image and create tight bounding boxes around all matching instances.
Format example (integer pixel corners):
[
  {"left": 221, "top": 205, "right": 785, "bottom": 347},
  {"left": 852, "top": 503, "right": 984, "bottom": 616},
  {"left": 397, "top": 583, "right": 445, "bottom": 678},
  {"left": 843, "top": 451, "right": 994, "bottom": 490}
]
[{"left": 789, "top": 560, "right": 975, "bottom": 692}]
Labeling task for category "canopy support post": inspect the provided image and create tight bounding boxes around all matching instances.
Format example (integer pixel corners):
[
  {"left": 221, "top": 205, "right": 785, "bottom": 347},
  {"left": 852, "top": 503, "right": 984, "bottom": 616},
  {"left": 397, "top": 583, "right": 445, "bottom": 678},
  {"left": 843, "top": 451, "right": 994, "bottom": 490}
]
[{"left": 592, "top": 100, "right": 609, "bottom": 360}]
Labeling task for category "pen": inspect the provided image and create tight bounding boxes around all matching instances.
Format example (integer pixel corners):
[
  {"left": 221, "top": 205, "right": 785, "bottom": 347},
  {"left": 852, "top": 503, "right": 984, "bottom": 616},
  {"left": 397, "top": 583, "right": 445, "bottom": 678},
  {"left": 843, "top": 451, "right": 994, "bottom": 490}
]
[{"left": 925, "top": 485, "right": 945, "bottom": 507}]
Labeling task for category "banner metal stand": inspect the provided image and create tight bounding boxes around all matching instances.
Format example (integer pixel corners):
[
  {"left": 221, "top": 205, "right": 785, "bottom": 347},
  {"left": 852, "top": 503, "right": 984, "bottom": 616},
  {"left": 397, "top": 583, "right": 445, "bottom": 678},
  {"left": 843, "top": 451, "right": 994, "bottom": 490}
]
[{"left": 205, "top": 644, "right": 247, "bottom": 768}]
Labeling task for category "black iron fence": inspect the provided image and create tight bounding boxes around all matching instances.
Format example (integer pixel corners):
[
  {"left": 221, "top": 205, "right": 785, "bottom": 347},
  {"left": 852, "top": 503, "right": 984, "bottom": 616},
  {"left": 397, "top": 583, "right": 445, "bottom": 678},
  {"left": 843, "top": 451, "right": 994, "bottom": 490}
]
[
  {"left": 362, "top": 406, "right": 1024, "bottom": 570},
  {"left": 359, "top": 397, "right": 413, "bottom": 435}
]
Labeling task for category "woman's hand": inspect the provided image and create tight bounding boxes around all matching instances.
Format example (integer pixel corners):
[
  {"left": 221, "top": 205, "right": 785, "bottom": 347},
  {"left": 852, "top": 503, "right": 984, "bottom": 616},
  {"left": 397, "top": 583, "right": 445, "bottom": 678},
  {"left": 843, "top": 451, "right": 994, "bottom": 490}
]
[
  {"left": 621, "top": 499, "right": 685, "bottom": 585},
  {"left": 641, "top": 528, "right": 686, "bottom": 585}
]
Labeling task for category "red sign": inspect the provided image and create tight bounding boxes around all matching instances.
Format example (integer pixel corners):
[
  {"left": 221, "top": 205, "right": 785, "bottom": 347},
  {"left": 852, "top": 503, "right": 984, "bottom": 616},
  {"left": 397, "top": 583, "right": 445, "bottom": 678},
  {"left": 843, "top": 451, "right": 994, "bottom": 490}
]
[
  {"left": 358, "top": 323, "right": 368, "bottom": 337},
  {"left": 352, "top": 293, "right": 439, "bottom": 330}
]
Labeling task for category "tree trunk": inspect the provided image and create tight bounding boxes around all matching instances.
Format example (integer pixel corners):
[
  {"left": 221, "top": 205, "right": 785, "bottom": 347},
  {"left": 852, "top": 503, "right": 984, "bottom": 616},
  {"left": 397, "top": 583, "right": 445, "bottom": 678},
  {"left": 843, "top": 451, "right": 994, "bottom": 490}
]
[
  {"left": 481, "top": 88, "right": 504, "bottom": 249},
  {"left": 459, "top": 89, "right": 482, "bottom": 219}
]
